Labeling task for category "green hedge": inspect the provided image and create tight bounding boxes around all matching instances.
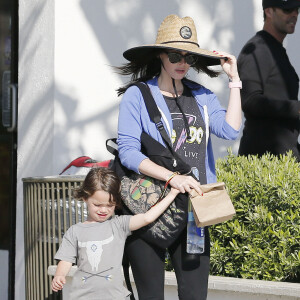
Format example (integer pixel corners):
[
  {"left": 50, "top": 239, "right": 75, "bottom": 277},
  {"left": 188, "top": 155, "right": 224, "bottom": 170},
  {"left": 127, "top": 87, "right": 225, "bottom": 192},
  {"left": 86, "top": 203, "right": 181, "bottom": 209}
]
[{"left": 210, "top": 150, "right": 300, "bottom": 282}]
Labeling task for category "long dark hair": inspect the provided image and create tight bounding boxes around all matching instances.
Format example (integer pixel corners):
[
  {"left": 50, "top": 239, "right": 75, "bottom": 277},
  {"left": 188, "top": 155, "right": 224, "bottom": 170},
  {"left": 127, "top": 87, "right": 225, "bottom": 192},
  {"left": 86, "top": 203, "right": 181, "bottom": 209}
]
[
  {"left": 114, "top": 49, "right": 220, "bottom": 96},
  {"left": 73, "top": 167, "right": 122, "bottom": 209}
]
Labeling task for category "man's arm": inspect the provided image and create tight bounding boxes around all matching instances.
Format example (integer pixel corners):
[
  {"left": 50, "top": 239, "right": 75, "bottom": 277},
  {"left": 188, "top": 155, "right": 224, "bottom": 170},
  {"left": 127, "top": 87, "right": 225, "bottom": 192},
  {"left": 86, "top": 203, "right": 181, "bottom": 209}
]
[{"left": 238, "top": 45, "right": 300, "bottom": 119}]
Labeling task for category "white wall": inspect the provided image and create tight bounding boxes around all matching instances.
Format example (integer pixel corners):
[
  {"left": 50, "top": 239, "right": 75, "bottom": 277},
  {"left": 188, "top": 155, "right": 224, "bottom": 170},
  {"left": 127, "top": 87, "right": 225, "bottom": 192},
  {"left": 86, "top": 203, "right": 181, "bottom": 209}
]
[
  {"left": 52, "top": 0, "right": 300, "bottom": 170},
  {"left": 16, "top": 0, "right": 55, "bottom": 299},
  {"left": 15, "top": 0, "right": 300, "bottom": 299}
]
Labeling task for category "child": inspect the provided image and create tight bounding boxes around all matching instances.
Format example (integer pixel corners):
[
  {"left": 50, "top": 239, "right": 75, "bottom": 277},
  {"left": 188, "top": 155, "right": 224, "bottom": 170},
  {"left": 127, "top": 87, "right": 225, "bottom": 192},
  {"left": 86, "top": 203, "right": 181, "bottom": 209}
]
[{"left": 51, "top": 167, "right": 179, "bottom": 299}]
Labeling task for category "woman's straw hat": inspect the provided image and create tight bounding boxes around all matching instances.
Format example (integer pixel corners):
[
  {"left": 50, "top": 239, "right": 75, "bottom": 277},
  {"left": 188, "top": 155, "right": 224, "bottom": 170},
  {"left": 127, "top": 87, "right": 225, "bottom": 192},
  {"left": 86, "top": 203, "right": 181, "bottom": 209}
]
[{"left": 123, "top": 14, "right": 223, "bottom": 66}]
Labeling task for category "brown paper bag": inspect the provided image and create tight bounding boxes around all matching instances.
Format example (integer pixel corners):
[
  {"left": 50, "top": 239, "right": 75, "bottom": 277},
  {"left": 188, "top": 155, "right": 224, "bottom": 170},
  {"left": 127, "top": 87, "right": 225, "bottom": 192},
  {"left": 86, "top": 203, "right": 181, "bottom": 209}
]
[{"left": 189, "top": 182, "right": 236, "bottom": 227}]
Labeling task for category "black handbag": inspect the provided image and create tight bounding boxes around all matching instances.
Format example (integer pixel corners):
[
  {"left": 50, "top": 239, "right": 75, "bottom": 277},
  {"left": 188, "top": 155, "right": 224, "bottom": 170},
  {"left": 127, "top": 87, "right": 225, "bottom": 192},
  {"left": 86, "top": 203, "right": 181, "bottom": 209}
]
[{"left": 107, "top": 82, "right": 192, "bottom": 248}]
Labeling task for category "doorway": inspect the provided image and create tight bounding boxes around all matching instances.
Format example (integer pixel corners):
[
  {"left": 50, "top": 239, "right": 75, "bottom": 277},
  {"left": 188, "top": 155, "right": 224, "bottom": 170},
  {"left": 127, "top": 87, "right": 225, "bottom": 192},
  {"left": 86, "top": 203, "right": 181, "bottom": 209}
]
[{"left": 0, "top": 0, "right": 18, "bottom": 299}]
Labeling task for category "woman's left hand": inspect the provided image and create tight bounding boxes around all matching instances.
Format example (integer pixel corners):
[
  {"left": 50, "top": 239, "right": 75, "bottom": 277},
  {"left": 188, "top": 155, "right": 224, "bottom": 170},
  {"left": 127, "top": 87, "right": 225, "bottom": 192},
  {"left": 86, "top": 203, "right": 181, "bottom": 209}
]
[{"left": 213, "top": 51, "right": 240, "bottom": 82}]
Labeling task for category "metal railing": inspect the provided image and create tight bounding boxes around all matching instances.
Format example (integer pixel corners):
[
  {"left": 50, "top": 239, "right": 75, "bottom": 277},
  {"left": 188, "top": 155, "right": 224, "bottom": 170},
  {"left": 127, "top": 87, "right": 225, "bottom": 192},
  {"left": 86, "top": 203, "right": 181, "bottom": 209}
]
[{"left": 23, "top": 175, "right": 86, "bottom": 300}]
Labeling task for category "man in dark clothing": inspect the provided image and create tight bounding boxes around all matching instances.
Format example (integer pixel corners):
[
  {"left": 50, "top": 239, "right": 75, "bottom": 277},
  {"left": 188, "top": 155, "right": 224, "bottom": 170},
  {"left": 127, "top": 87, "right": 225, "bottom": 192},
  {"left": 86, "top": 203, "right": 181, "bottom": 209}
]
[{"left": 238, "top": 0, "right": 300, "bottom": 161}]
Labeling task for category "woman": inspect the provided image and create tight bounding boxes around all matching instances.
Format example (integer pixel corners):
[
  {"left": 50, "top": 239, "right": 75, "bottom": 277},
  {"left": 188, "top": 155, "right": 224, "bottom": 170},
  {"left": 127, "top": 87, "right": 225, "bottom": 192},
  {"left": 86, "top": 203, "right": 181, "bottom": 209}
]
[{"left": 116, "top": 14, "right": 242, "bottom": 300}]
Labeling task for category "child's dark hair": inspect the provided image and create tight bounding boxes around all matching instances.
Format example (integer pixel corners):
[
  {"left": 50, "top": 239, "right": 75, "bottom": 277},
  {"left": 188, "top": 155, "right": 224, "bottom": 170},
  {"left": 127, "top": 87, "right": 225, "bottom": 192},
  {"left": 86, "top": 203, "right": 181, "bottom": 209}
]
[{"left": 73, "top": 167, "right": 122, "bottom": 208}]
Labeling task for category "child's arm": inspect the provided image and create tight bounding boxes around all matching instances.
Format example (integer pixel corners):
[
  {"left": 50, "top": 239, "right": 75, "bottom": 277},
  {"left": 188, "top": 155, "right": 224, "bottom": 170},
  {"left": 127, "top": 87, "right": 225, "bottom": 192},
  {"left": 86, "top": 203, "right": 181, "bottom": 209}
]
[
  {"left": 129, "top": 188, "right": 180, "bottom": 231},
  {"left": 51, "top": 260, "right": 72, "bottom": 292}
]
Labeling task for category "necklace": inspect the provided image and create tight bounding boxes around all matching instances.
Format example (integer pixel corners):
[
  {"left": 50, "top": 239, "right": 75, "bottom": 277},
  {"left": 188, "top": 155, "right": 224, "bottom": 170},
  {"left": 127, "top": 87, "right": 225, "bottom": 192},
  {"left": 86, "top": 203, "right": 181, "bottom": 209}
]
[
  {"left": 158, "top": 76, "right": 184, "bottom": 97},
  {"left": 160, "top": 87, "right": 184, "bottom": 97}
]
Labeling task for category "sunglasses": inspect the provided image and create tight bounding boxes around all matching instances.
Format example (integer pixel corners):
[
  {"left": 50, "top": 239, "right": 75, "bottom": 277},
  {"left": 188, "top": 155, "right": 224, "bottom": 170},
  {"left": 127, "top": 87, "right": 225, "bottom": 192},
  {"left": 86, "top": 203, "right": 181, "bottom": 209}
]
[
  {"left": 166, "top": 52, "right": 198, "bottom": 65},
  {"left": 281, "top": 7, "right": 300, "bottom": 14}
]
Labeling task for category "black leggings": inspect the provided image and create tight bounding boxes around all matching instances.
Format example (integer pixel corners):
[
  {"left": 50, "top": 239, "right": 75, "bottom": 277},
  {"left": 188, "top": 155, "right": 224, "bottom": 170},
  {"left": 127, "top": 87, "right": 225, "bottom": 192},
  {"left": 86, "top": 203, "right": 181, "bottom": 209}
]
[{"left": 124, "top": 227, "right": 210, "bottom": 300}]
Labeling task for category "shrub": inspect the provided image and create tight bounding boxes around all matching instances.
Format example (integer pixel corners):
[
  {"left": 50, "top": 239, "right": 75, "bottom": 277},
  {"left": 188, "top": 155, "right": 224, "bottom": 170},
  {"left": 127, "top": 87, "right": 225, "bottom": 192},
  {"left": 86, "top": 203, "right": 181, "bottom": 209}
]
[{"left": 210, "top": 150, "right": 300, "bottom": 282}]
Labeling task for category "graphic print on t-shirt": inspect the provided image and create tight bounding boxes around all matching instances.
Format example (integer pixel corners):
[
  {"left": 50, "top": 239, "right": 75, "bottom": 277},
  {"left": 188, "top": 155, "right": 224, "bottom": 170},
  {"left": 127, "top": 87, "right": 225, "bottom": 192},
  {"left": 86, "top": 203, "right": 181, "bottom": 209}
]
[
  {"left": 163, "top": 87, "right": 207, "bottom": 184},
  {"left": 171, "top": 113, "right": 204, "bottom": 153},
  {"left": 169, "top": 110, "right": 206, "bottom": 184},
  {"left": 78, "top": 235, "right": 114, "bottom": 271}
]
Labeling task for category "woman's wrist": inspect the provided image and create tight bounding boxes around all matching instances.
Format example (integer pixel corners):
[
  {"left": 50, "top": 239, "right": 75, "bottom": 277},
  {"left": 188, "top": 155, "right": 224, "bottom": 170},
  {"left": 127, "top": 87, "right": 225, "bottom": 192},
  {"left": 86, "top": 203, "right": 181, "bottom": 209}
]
[
  {"left": 156, "top": 172, "right": 180, "bottom": 204},
  {"left": 165, "top": 172, "right": 179, "bottom": 186},
  {"left": 228, "top": 74, "right": 242, "bottom": 89},
  {"left": 229, "top": 81, "right": 242, "bottom": 89},
  {"left": 228, "top": 75, "right": 240, "bottom": 82},
  {"left": 165, "top": 172, "right": 174, "bottom": 182}
]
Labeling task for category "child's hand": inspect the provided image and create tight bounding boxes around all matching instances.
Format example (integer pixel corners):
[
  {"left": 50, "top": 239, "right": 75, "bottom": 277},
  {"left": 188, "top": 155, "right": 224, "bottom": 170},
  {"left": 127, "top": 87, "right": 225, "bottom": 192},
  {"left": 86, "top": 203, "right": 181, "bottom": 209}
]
[
  {"left": 170, "top": 187, "right": 180, "bottom": 197},
  {"left": 52, "top": 275, "right": 66, "bottom": 292}
]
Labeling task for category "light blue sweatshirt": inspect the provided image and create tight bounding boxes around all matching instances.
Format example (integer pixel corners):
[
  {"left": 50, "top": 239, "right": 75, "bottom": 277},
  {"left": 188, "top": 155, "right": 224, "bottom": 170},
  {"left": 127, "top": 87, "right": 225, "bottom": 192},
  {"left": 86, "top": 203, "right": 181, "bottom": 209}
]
[{"left": 117, "top": 77, "right": 240, "bottom": 183}]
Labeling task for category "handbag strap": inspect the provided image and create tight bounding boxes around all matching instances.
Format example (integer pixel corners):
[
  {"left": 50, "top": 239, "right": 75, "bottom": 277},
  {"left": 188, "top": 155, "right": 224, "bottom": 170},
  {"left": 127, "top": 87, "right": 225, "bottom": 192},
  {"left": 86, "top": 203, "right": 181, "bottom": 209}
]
[
  {"left": 106, "top": 82, "right": 186, "bottom": 169},
  {"left": 133, "top": 82, "right": 177, "bottom": 160},
  {"left": 106, "top": 138, "right": 118, "bottom": 156}
]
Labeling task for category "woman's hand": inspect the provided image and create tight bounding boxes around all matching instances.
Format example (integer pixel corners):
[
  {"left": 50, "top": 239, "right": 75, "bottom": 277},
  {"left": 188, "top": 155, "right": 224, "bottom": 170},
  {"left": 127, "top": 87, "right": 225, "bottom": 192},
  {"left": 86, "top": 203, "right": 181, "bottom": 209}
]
[
  {"left": 138, "top": 159, "right": 203, "bottom": 194},
  {"left": 169, "top": 174, "right": 203, "bottom": 195},
  {"left": 213, "top": 51, "right": 240, "bottom": 82},
  {"left": 213, "top": 50, "right": 242, "bottom": 130}
]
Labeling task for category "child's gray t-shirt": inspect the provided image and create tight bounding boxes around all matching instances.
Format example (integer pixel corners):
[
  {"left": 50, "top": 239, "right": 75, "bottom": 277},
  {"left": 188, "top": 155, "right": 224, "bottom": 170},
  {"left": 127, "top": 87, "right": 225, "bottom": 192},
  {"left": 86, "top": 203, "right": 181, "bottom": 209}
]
[{"left": 55, "top": 215, "right": 132, "bottom": 300}]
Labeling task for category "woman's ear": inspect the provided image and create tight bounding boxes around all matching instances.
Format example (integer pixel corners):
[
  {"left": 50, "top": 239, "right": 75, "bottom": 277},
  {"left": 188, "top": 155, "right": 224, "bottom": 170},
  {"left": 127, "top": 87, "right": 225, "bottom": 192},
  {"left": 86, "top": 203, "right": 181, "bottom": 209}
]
[{"left": 158, "top": 51, "right": 165, "bottom": 60}]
